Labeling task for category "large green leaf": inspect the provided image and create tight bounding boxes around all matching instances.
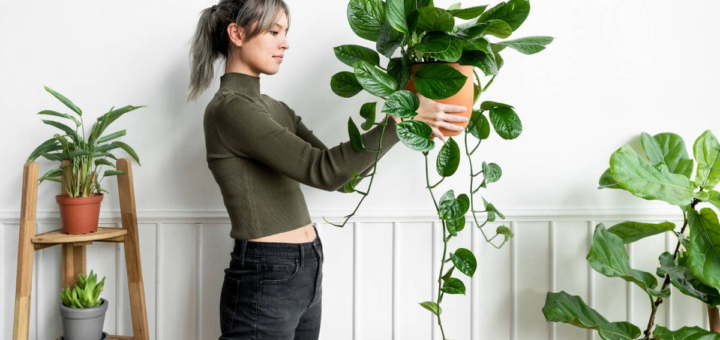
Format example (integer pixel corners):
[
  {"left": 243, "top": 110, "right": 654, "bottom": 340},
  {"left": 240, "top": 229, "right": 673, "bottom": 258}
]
[
  {"left": 387, "top": 0, "right": 416, "bottom": 35},
  {"left": 382, "top": 90, "right": 419, "bottom": 118},
  {"left": 331, "top": 71, "right": 363, "bottom": 98},
  {"left": 458, "top": 50, "right": 498, "bottom": 76},
  {"left": 694, "top": 130, "right": 720, "bottom": 190},
  {"left": 439, "top": 190, "right": 469, "bottom": 219},
  {"left": 396, "top": 120, "right": 434, "bottom": 151},
  {"left": 477, "top": 0, "right": 530, "bottom": 32},
  {"left": 428, "top": 35, "right": 464, "bottom": 62},
  {"left": 451, "top": 248, "right": 476, "bottom": 277},
  {"left": 347, "top": 0, "right": 386, "bottom": 42},
  {"left": 467, "top": 110, "right": 490, "bottom": 140},
  {"left": 587, "top": 224, "right": 668, "bottom": 298},
  {"left": 653, "top": 325, "right": 720, "bottom": 340},
  {"left": 414, "top": 32, "right": 452, "bottom": 53},
  {"left": 543, "top": 291, "right": 642, "bottom": 340},
  {"left": 387, "top": 51, "right": 411, "bottom": 90},
  {"left": 44, "top": 86, "right": 82, "bottom": 116},
  {"left": 657, "top": 252, "right": 720, "bottom": 306},
  {"left": 436, "top": 137, "right": 460, "bottom": 177},
  {"left": 489, "top": 106, "right": 522, "bottom": 140},
  {"left": 376, "top": 22, "right": 405, "bottom": 58},
  {"left": 598, "top": 168, "right": 620, "bottom": 189},
  {"left": 688, "top": 208, "right": 720, "bottom": 291},
  {"left": 456, "top": 19, "right": 512, "bottom": 39},
  {"left": 416, "top": 7, "right": 454, "bottom": 32},
  {"left": 462, "top": 37, "right": 491, "bottom": 53},
  {"left": 609, "top": 145, "right": 695, "bottom": 206},
  {"left": 446, "top": 216, "right": 465, "bottom": 236},
  {"left": 641, "top": 131, "right": 665, "bottom": 166},
  {"left": 348, "top": 117, "right": 365, "bottom": 152},
  {"left": 353, "top": 61, "right": 398, "bottom": 98},
  {"left": 607, "top": 221, "right": 676, "bottom": 244},
  {"left": 334, "top": 44, "right": 380, "bottom": 67},
  {"left": 413, "top": 63, "right": 467, "bottom": 100},
  {"left": 447, "top": 5, "right": 487, "bottom": 20},
  {"left": 498, "top": 36, "right": 553, "bottom": 54},
  {"left": 708, "top": 190, "right": 720, "bottom": 211},
  {"left": 654, "top": 132, "right": 693, "bottom": 178}
]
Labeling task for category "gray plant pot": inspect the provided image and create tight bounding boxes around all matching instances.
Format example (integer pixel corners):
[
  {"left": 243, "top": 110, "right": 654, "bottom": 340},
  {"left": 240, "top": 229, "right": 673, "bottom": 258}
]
[
  {"left": 60, "top": 332, "right": 109, "bottom": 340},
  {"left": 59, "top": 298, "right": 109, "bottom": 340}
]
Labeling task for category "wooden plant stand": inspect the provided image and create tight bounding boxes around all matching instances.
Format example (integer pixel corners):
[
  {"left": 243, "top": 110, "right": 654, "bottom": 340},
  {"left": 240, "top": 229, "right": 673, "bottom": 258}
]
[{"left": 12, "top": 158, "right": 149, "bottom": 340}]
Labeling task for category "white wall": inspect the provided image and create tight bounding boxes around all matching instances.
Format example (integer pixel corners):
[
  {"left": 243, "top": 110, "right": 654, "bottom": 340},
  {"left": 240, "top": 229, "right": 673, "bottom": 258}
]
[{"left": 2, "top": 0, "right": 719, "bottom": 339}]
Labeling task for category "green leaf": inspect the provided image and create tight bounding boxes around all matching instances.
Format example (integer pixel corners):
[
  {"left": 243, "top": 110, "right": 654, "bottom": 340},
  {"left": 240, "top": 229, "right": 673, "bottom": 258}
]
[
  {"left": 654, "top": 132, "right": 693, "bottom": 178},
  {"left": 543, "top": 291, "right": 642, "bottom": 340},
  {"left": 94, "top": 159, "right": 115, "bottom": 168},
  {"left": 450, "top": 248, "right": 476, "bottom": 277},
  {"left": 441, "top": 277, "right": 466, "bottom": 294},
  {"left": 653, "top": 325, "right": 720, "bottom": 340},
  {"left": 331, "top": 71, "right": 363, "bottom": 98},
  {"left": 377, "top": 22, "right": 405, "bottom": 58},
  {"left": 387, "top": 50, "right": 411, "bottom": 90},
  {"left": 38, "top": 110, "right": 81, "bottom": 126},
  {"left": 457, "top": 19, "right": 512, "bottom": 39},
  {"left": 495, "top": 225, "right": 514, "bottom": 246},
  {"left": 498, "top": 36, "right": 553, "bottom": 54},
  {"left": 343, "top": 169, "right": 361, "bottom": 193},
  {"left": 397, "top": 120, "right": 434, "bottom": 151},
  {"left": 95, "top": 105, "right": 143, "bottom": 128},
  {"left": 334, "top": 44, "right": 381, "bottom": 67},
  {"left": 489, "top": 106, "right": 522, "bottom": 140},
  {"left": 467, "top": 110, "right": 490, "bottom": 140},
  {"left": 347, "top": 0, "right": 386, "bottom": 42},
  {"left": 387, "top": 0, "right": 416, "bottom": 35},
  {"left": 483, "top": 197, "right": 505, "bottom": 221},
  {"left": 462, "top": 37, "right": 491, "bottom": 53},
  {"left": 439, "top": 190, "right": 470, "bottom": 220},
  {"left": 447, "top": 5, "right": 487, "bottom": 20},
  {"left": 477, "top": 0, "right": 530, "bottom": 32},
  {"left": 419, "top": 301, "right": 442, "bottom": 316},
  {"left": 482, "top": 162, "right": 502, "bottom": 183},
  {"left": 607, "top": 221, "right": 676, "bottom": 244},
  {"left": 44, "top": 86, "right": 82, "bottom": 116},
  {"left": 359, "top": 102, "right": 377, "bottom": 131},
  {"left": 96, "top": 130, "right": 126, "bottom": 145},
  {"left": 598, "top": 168, "right": 620, "bottom": 189},
  {"left": 428, "top": 35, "right": 464, "bottom": 62},
  {"left": 587, "top": 224, "right": 668, "bottom": 298},
  {"left": 348, "top": 117, "right": 366, "bottom": 152},
  {"left": 353, "top": 61, "right": 398, "bottom": 98},
  {"left": 27, "top": 138, "right": 60, "bottom": 162},
  {"left": 42, "top": 120, "right": 80, "bottom": 142},
  {"left": 480, "top": 101, "right": 514, "bottom": 110},
  {"left": 413, "top": 63, "right": 467, "bottom": 100},
  {"left": 39, "top": 168, "right": 63, "bottom": 184},
  {"left": 694, "top": 130, "right": 720, "bottom": 190},
  {"left": 111, "top": 141, "right": 141, "bottom": 165},
  {"left": 446, "top": 216, "right": 465, "bottom": 236},
  {"left": 610, "top": 145, "right": 696, "bottom": 206},
  {"left": 441, "top": 266, "right": 455, "bottom": 281},
  {"left": 414, "top": 32, "right": 452, "bottom": 53},
  {"left": 417, "top": 7, "right": 454, "bottom": 33},
  {"left": 103, "top": 170, "right": 125, "bottom": 177},
  {"left": 708, "top": 190, "right": 720, "bottom": 211},
  {"left": 641, "top": 132, "right": 665, "bottom": 166},
  {"left": 436, "top": 137, "right": 461, "bottom": 177},
  {"left": 458, "top": 50, "right": 497, "bottom": 76},
  {"left": 688, "top": 208, "right": 720, "bottom": 291},
  {"left": 382, "top": 90, "right": 419, "bottom": 118},
  {"left": 657, "top": 252, "right": 720, "bottom": 306}
]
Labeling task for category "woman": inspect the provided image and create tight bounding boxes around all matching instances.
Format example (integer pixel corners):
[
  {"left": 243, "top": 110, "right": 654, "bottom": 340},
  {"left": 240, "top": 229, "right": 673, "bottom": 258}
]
[{"left": 187, "top": 0, "right": 469, "bottom": 338}]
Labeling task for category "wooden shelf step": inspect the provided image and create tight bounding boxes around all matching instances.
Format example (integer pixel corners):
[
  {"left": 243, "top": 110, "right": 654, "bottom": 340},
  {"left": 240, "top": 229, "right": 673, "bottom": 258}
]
[
  {"left": 32, "top": 227, "right": 127, "bottom": 246},
  {"left": 56, "top": 335, "right": 133, "bottom": 340}
]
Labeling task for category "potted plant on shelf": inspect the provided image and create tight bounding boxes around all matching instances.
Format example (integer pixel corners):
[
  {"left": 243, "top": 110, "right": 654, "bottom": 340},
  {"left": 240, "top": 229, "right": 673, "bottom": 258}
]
[
  {"left": 26, "top": 86, "right": 143, "bottom": 234},
  {"left": 59, "top": 270, "right": 110, "bottom": 340},
  {"left": 328, "top": 0, "right": 551, "bottom": 339},
  {"left": 543, "top": 131, "right": 720, "bottom": 339}
]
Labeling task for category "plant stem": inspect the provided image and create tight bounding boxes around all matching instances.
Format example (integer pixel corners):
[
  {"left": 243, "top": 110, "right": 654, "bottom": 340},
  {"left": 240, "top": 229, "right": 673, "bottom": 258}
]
[
  {"left": 643, "top": 201, "right": 698, "bottom": 339},
  {"left": 463, "top": 130, "right": 500, "bottom": 248},
  {"left": 423, "top": 152, "right": 448, "bottom": 340},
  {"left": 709, "top": 306, "right": 720, "bottom": 332}
]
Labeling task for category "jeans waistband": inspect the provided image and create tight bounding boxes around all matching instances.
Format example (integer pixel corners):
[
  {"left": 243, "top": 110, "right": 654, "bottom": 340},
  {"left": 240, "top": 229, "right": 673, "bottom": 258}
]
[{"left": 233, "top": 223, "right": 322, "bottom": 260}]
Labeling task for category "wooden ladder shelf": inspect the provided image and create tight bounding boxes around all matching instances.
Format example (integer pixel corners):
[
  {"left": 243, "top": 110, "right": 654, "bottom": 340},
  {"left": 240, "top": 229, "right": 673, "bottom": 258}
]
[{"left": 12, "top": 158, "right": 149, "bottom": 340}]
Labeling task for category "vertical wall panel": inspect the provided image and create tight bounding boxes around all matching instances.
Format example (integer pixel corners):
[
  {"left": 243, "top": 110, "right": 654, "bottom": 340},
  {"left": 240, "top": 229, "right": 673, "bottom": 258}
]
[
  {"left": 317, "top": 222, "right": 355, "bottom": 340},
  {"left": 395, "top": 222, "right": 433, "bottom": 340},
  {"left": 355, "top": 222, "right": 394, "bottom": 340},
  {"left": 554, "top": 221, "right": 591, "bottom": 340},
  {"left": 516, "top": 221, "right": 551, "bottom": 340},
  {"left": 200, "top": 224, "right": 233, "bottom": 340},
  {"left": 86, "top": 222, "right": 120, "bottom": 336},
  {"left": 160, "top": 223, "right": 198, "bottom": 340},
  {"left": 474, "top": 221, "right": 512, "bottom": 340}
]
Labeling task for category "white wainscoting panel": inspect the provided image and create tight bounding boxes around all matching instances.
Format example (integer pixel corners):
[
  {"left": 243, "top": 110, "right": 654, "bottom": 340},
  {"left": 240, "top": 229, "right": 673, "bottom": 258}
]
[{"left": 0, "top": 210, "right": 712, "bottom": 340}]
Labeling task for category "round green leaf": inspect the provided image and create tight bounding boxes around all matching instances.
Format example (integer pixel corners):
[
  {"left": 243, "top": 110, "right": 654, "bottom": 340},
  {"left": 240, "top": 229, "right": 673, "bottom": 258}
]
[
  {"left": 489, "top": 106, "right": 522, "bottom": 140},
  {"left": 436, "top": 137, "right": 460, "bottom": 177},
  {"left": 331, "top": 71, "right": 363, "bottom": 98},
  {"left": 359, "top": 102, "right": 377, "bottom": 131},
  {"left": 458, "top": 50, "right": 498, "bottom": 76},
  {"left": 353, "top": 61, "right": 398, "bottom": 98},
  {"left": 467, "top": 110, "right": 490, "bottom": 140},
  {"left": 382, "top": 90, "right": 419, "bottom": 118},
  {"left": 440, "top": 277, "right": 466, "bottom": 294},
  {"left": 414, "top": 63, "right": 467, "bottom": 100},
  {"left": 414, "top": 32, "right": 452, "bottom": 53},
  {"left": 451, "top": 248, "right": 476, "bottom": 277},
  {"left": 478, "top": 0, "right": 530, "bottom": 32},
  {"left": 347, "top": 0, "right": 386, "bottom": 42},
  {"left": 396, "top": 120, "right": 434, "bottom": 151},
  {"left": 334, "top": 44, "right": 380, "bottom": 67},
  {"left": 419, "top": 301, "right": 442, "bottom": 316},
  {"left": 387, "top": 0, "right": 416, "bottom": 35},
  {"left": 417, "top": 7, "right": 455, "bottom": 32},
  {"left": 482, "top": 162, "right": 502, "bottom": 183}
]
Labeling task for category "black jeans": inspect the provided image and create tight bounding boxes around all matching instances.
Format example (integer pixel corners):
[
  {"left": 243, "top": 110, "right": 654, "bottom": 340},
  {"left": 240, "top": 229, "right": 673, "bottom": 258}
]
[{"left": 219, "top": 223, "right": 324, "bottom": 340}]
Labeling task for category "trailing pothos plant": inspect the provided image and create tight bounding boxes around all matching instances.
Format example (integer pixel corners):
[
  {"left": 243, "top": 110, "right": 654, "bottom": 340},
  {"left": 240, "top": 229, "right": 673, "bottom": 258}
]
[
  {"left": 26, "top": 86, "right": 143, "bottom": 198},
  {"left": 543, "top": 131, "right": 720, "bottom": 339},
  {"left": 325, "top": 0, "right": 551, "bottom": 339}
]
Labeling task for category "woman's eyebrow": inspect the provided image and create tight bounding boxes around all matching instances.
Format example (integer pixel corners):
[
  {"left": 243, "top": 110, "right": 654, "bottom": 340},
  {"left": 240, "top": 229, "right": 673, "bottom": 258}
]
[{"left": 273, "top": 23, "right": 289, "bottom": 32}]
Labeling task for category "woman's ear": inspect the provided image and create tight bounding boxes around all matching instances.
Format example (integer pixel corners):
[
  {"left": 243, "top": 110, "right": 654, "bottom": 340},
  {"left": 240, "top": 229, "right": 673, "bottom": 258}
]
[{"left": 227, "top": 23, "right": 244, "bottom": 48}]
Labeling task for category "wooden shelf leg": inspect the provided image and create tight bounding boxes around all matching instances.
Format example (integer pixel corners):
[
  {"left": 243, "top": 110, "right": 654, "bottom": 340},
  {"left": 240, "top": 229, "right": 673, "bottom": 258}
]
[
  {"left": 13, "top": 162, "right": 38, "bottom": 340},
  {"left": 117, "top": 159, "right": 149, "bottom": 340}
]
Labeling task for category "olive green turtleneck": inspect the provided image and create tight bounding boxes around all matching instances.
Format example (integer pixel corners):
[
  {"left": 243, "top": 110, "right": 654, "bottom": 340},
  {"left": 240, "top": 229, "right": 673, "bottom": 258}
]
[{"left": 203, "top": 72, "right": 401, "bottom": 240}]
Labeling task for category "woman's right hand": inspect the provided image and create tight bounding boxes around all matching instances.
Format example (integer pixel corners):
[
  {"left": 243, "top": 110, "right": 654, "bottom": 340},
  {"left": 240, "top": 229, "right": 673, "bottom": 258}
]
[{"left": 390, "top": 93, "right": 469, "bottom": 142}]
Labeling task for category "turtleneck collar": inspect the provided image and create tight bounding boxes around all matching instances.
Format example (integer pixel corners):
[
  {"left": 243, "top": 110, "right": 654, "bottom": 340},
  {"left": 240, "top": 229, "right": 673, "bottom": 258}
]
[{"left": 220, "top": 72, "right": 261, "bottom": 98}]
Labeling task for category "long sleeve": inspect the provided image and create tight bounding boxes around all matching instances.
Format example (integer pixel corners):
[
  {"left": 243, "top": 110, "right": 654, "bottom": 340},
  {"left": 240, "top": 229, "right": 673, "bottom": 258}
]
[{"left": 213, "top": 94, "right": 401, "bottom": 192}]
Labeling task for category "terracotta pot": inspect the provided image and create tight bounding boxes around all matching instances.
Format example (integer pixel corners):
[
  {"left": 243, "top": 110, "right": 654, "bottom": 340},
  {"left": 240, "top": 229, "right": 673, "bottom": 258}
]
[
  {"left": 56, "top": 194, "right": 104, "bottom": 234},
  {"left": 404, "top": 62, "right": 474, "bottom": 137}
]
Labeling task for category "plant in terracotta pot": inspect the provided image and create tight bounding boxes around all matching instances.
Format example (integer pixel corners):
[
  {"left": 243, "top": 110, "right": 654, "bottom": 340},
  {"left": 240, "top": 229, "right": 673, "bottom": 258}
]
[
  {"left": 326, "top": 0, "right": 551, "bottom": 338},
  {"left": 26, "top": 86, "right": 143, "bottom": 234},
  {"left": 59, "top": 270, "right": 110, "bottom": 340},
  {"left": 543, "top": 131, "right": 720, "bottom": 339}
]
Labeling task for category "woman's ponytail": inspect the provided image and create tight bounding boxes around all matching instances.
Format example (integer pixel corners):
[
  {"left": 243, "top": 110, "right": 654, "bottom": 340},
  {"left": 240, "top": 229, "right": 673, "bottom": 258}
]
[{"left": 188, "top": 6, "right": 219, "bottom": 102}]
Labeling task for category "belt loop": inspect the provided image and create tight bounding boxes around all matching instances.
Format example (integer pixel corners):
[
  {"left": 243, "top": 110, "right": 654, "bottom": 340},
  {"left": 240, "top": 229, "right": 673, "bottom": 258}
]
[
  {"left": 240, "top": 240, "right": 247, "bottom": 267},
  {"left": 299, "top": 244, "right": 304, "bottom": 269}
]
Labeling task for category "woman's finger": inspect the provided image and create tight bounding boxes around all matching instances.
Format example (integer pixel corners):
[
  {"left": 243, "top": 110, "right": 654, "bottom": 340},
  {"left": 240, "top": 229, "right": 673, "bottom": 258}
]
[
  {"left": 437, "top": 121, "right": 465, "bottom": 132},
  {"left": 438, "top": 112, "right": 470, "bottom": 123},
  {"left": 431, "top": 127, "right": 446, "bottom": 142},
  {"left": 439, "top": 103, "right": 468, "bottom": 113}
]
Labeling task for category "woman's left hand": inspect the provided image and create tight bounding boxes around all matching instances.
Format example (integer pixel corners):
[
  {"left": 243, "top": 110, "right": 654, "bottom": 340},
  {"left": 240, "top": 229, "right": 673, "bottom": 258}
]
[{"left": 390, "top": 92, "right": 469, "bottom": 142}]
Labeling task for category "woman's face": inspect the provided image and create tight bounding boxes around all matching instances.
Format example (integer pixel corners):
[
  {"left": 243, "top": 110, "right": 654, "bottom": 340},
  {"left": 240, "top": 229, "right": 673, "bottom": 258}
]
[{"left": 235, "top": 11, "right": 290, "bottom": 77}]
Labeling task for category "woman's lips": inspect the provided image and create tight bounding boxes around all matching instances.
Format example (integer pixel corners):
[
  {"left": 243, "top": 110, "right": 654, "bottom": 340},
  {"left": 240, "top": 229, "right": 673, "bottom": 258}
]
[{"left": 273, "top": 56, "right": 283, "bottom": 62}]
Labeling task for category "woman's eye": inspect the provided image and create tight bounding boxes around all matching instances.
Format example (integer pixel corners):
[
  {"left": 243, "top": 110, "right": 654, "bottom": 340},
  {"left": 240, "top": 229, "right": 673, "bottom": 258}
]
[{"left": 270, "top": 31, "right": 279, "bottom": 35}]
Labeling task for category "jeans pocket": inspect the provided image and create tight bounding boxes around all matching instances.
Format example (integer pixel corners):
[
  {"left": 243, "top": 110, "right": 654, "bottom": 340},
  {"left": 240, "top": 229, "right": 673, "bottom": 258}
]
[
  {"left": 219, "top": 276, "right": 241, "bottom": 334},
  {"left": 260, "top": 257, "right": 300, "bottom": 284}
]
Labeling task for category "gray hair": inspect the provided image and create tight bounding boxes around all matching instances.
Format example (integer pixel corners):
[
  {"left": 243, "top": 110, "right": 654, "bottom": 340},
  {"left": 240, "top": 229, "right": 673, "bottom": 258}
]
[{"left": 187, "top": 0, "right": 291, "bottom": 101}]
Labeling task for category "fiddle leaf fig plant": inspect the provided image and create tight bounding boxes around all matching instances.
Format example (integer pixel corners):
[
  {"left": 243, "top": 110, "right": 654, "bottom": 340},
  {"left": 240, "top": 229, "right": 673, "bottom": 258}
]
[
  {"left": 326, "top": 0, "right": 551, "bottom": 339},
  {"left": 543, "top": 131, "right": 720, "bottom": 339},
  {"left": 27, "top": 86, "right": 143, "bottom": 198}
]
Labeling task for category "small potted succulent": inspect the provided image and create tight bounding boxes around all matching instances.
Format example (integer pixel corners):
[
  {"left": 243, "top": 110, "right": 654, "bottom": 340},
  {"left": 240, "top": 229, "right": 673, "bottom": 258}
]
[
  {"left": 26, "top": 86, "right": 143, "bottom": 234},
  {"left": 59, "top": 270, "right": 109, "bottom": 340}
]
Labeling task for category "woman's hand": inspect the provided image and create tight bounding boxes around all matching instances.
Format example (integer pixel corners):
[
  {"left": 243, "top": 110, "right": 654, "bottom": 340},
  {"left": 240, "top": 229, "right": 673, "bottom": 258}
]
[{"left": 390, "top": 92, "right": 469, "bottom": 142}]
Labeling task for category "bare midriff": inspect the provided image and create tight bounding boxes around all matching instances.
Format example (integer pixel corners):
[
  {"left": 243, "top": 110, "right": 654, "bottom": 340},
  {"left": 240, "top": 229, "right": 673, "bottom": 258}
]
[{"left": 248, "top": 223, "right": 316, "bottom": 243}]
